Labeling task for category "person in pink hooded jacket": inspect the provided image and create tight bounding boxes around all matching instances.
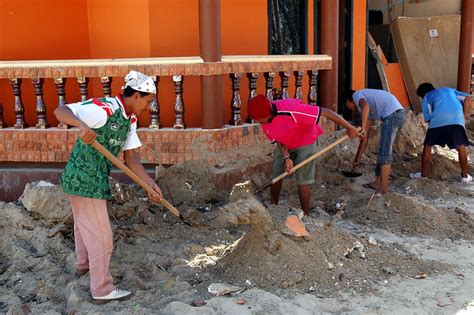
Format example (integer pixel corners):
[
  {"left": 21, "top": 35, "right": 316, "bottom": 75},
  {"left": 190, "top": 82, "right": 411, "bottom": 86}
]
[{"left": 248, "top": 95, "right": 359, "bottom": 217}]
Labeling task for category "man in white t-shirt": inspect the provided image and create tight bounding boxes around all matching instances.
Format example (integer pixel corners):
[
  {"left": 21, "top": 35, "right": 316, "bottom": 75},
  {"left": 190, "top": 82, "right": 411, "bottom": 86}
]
[
  {"left": 55, "top": 71, "right": 162, "bottom": 303},
  {"left": 344, "top": 89, "right": 406, "bottom": 194}
]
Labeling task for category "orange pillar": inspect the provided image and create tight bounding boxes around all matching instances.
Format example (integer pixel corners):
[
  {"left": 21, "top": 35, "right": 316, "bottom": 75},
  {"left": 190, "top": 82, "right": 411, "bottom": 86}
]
[
  {"left": 199, "top": 0, "right": 223, "bottom": 129},
  {"left": 320, "top": 0, "right": 339, "bottom": 114},
  {"left": 458, "top": 0, "right": 473, "bottom": 93}
]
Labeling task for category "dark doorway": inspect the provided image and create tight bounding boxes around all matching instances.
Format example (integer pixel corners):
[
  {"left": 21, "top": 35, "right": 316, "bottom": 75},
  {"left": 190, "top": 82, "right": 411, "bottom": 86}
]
[
  {"left": 338, "top": 0, "right": 353, "bottom": 118},
  {"left": 268, "top": 0, "right": 308, "bottom": 54}
]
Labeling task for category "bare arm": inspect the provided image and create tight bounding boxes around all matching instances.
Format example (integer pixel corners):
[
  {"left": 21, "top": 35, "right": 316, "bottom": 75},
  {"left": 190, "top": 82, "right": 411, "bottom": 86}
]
[
  {"left": 320, "top": 108, "right": 359, "bottom": 138},
  {"left": 276, "top": 143, "right": 294, "bottom": 172},
  {"left": 463, "top": 96, "right": 472, "bottom": 119},
  {"left": 353, "top": 119, "right": 372, "bottom": 168},
  {"left": 54, "top": 106, "right": 96, "bottom": 144},
  {"left": 359, "top": 99, "right": 370, "bottom": 137},
  {"left": 123, "top": 149, "right": 163, "bottom": 202}
]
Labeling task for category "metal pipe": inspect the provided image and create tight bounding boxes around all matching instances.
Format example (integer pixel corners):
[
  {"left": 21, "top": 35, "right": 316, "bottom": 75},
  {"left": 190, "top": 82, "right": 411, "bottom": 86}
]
[
  {"left": 199, "top": 0, "right": 223, "bottom": 129},
  {"left": 457, "top": 0, "right": 472, "bottom": 93}
]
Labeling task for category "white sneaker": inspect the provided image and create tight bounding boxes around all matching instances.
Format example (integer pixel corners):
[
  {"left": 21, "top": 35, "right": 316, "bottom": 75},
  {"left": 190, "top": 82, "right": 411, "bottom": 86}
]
[
  {"left": 409, "top": 172, "right": 426, "bottom": 179},
  {"left": 461, "top": 174, "right": 472, "bottom": 183},
  {"left": 93, "top": 288, "right": 132, "bottom": 303}
]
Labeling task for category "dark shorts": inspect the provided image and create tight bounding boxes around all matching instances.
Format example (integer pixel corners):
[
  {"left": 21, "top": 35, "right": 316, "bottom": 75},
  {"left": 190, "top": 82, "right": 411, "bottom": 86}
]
[
  {"left": 424, "top": 125, "right": 469, "bottom": 149},
  {"left": 272, "top": 142, "right": 317, "bottom": 185}
]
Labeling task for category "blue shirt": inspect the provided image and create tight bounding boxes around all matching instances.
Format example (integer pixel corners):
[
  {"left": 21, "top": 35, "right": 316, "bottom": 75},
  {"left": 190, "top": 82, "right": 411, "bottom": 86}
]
[
  {"left": 353, "top": 89, "right": 403, "bottom": 121},
  {"left": 422, "top": 87, "right": 469, "bottom": 129}
]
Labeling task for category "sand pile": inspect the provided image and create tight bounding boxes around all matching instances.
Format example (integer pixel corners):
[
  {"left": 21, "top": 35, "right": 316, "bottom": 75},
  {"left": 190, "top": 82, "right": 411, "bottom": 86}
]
[{"left": 209, "top": 197, "right": 448, "bottom": 295}]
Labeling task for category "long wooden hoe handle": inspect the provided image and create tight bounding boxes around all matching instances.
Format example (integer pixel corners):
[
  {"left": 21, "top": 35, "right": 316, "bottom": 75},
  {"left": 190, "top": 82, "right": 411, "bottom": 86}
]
[
  {"left": 91, "top": 140, "right": 182, "bottom": 219},
  {"left": 255, "top": 130, "right": 358, "bottom": 194}
]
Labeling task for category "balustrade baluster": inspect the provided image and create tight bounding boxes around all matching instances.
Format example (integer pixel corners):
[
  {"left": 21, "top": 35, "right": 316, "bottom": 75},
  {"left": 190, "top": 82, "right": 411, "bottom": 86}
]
[
  {"left": 32, "top": 78, "right": 49, "bottom": 128},
  {"left": 101, "top": 77, "right": 112, "bottom": 97},
  {"left": 173, "top": 75, "right": 185, "bottom": 129},
  {"left": 294, "top": 71, "right": 304, "bottom": 100},
  {"left": 246, "top": 72, "right": 259, "bottom": 123},
  {"left": 55, "top": 78, "right": 67, "bottom": 129},
  {"left": 308, "top": 70, "right": 318, "bottom": 105},
  {"left": 9, "top": 79, "right": 27, "bottom": 129},
  {"left": 0, "top": 103, "right": 5, "bottom": 128},
  {"left": 77, "top": 77, "right": 89, "bottom": 101},
  {"left": 280, "top": 72, "right": 290, "bottom": 99},
  {"left": 229, "top": 73, "right": 242, "bottom": 125},
  {"left": 264, "top": 72, "right": 275, "bottom": 100},
  {"left": 149, "top": 76, "right": 161, "bottom": 129}
]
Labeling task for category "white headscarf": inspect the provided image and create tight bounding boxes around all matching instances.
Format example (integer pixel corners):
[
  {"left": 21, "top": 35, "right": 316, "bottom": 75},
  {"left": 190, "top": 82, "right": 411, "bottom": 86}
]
[{"left": 121, "top": 71, "right": 156, "bottom": 94}]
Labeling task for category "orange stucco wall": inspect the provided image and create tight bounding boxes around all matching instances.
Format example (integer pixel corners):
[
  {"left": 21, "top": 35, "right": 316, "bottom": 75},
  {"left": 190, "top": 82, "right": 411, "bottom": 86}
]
[
  {"left": 0, "top": 0, "right": 274, "bottom": 128},
  {"left": 0, "top": 0, "right": 91, "bottom": 127},
  {"left": 0, "top": 1, "right": 351, "bottom": 128}
]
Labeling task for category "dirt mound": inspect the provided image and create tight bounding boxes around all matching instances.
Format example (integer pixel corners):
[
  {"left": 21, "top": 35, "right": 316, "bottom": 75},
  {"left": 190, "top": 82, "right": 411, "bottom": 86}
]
[
  {"left": 393, "top": 111, "right": 427, "bottom": 156},
  {"left": 209, "top": 198, "right": 449, "bottom": 295},
  {"left": 345, "top": 192, "right": 474, "bottom": 240},
  {"left": 393, "top": 150, "right": 471, "bottom": 181}
]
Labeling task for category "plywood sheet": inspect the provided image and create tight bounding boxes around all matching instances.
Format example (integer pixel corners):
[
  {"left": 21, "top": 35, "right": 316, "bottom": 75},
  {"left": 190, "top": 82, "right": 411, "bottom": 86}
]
[{"left": 391, "top": 15, "right": 461, "bottom": 112}]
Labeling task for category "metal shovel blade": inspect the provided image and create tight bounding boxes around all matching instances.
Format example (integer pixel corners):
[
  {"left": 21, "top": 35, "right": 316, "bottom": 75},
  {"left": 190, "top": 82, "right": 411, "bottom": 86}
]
[{"left": 341, "top": 170, "right": 363, "bottom": 178}]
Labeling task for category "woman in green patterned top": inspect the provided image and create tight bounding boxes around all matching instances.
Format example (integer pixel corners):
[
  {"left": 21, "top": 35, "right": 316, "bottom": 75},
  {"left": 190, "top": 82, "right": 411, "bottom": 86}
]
[{"left": 54, "top": 71, "right": 162, "bottom": 303}]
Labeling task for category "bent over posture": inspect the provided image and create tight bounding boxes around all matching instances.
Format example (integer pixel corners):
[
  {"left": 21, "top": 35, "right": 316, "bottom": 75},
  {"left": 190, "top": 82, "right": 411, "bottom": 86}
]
[
  {"left": 55, "top": 71, "right": 163, "bottom": 303},
  {"left": 410, "top": 83, "right": 472, "bottom": 182},
  {"left": 344, "top": 89, "right": 407, "bottom": 194},
  {"left": 247, "top": 95, "right": 359, "bottom": 217}
]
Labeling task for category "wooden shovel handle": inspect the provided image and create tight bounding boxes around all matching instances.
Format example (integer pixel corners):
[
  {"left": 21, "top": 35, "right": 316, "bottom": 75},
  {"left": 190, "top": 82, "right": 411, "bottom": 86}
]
[
  {"left": 255, "top": 129, "right": 359, "bottom": 194},
  {"left": 91, "top": 140, "right": 182, "bottom": 218}
]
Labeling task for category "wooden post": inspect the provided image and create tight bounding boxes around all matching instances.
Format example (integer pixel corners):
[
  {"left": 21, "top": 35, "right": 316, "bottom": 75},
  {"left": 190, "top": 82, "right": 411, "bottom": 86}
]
[
  {"left": 77, "top": 77, "right": 89, "bottom": 101},
  {"left": 320, "top": 0, "right": 339, "bottom": 115},
  {"left": 264, "top": 72, "right": 275, "bottom": 100},
  {"left": 308, "top": 70, "right": 318, "bottom": 105},
  {"left": 294, "top": 71, "right": 304, "bottom": 100},
  {"left": 173, "top": 75, "right": 185, "bottom": 129},
  {"left": 280, "top": 72, "right": 290, "bottom": 99},
  {"left": 229, "top": 73, "right": 242, "bottom": 125},
  {"left": 458, "top": 0, "right": 473, "bottom": 93},
  {"left": 149, "top": 76, "right": 161, "bottom": 129},
  {"left": 10, "top": 79, "right": 27, "bottom": 129},
  {"left": 199, "top": 0, "right": 222, "bottom": 129},
  {"left": 32, "top": 78, "right": 49, "bottom": 128},
  {"left": 101, "top": 77, "right": 112, "bottom": 97},
  {"left": 55, "top": 78, "right": 67, "bottom": 129}
]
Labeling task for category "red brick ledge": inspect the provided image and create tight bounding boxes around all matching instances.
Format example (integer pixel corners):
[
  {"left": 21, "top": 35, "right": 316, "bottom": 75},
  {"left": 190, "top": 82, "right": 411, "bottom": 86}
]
[{"left": 0, "top": 124, "right": 271, "bottom": 165}]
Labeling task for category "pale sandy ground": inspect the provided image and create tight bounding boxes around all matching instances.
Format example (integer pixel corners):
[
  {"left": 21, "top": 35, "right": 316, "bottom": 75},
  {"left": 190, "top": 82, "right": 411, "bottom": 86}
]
[
  {"left": 2, "top": 114, "right": 474, "bottom": 314},
  {"left": 162, "top": 184, "right": 474, "bottom": 315}
]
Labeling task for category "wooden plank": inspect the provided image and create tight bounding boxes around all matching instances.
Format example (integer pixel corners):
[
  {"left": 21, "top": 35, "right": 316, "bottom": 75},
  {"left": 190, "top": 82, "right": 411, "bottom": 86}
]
[
  {"left": 391, "top": 16, "right": 461, "bottom": 112},
  {"left": 367, "top": 32, "right": 390, "bottom": 92}
]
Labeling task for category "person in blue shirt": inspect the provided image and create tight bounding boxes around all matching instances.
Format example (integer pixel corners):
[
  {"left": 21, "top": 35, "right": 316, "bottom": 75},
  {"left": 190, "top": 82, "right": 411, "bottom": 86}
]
[
  {"left": 410, "top": 83, "right": 472, "bottom": 182},
  {"left": 344, "top": 89, "right": 406, "bottom": 194}
]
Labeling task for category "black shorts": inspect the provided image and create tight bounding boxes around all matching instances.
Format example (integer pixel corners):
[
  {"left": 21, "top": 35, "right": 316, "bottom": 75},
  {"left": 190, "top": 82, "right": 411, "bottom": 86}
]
[{"left": 424, "top": 125, "right": 469, "bottom": 149}]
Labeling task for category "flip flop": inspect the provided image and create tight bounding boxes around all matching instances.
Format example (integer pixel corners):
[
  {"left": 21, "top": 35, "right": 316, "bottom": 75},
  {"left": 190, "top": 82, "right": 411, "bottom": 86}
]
[{"left": 362, "top": 183, "right": 378, "bottom": 190}]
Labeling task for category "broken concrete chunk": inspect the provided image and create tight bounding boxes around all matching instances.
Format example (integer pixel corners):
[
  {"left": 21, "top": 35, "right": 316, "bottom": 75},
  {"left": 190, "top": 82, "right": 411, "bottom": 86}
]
[
  {"left": 20, "top": 181, "right": 72, "bottom": 227},
  {"left": 207, "top": 283, "right": 245, "bottom": 296},
  {"left": 344, "top": 241, "right": 366, "bottom": 259},
  {"left": 368, "top": 236, "right": 378, "bottom": 246}
]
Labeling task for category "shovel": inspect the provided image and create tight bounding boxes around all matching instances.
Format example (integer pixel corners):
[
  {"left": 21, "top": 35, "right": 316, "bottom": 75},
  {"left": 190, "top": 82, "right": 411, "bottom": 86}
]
[
  {"left": 255, "top": 130, "right": 358, "bottom": 194},
  {"left": 91, "top": 140, "right": 182, "bottom": 220}
]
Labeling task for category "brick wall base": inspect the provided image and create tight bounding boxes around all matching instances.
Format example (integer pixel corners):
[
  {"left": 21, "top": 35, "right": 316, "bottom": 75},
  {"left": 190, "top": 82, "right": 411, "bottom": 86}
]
[
  {"left": 0, "top": 124, "right": 269, "bottom": 165},
  {"left": 0, "top": 124, "right": 274, "bottom": 201}
]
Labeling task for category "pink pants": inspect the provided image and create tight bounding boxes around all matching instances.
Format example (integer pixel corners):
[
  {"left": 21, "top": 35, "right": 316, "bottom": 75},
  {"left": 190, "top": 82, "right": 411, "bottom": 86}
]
[{"left": 69, "top": 195, "right": 115, "bottom": 297}]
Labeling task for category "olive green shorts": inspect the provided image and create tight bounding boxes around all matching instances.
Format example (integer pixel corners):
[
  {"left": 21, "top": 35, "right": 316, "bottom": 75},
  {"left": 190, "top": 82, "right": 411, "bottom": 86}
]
[{"left": 272, "top": 142, "right": 317, "bottom": 185}]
